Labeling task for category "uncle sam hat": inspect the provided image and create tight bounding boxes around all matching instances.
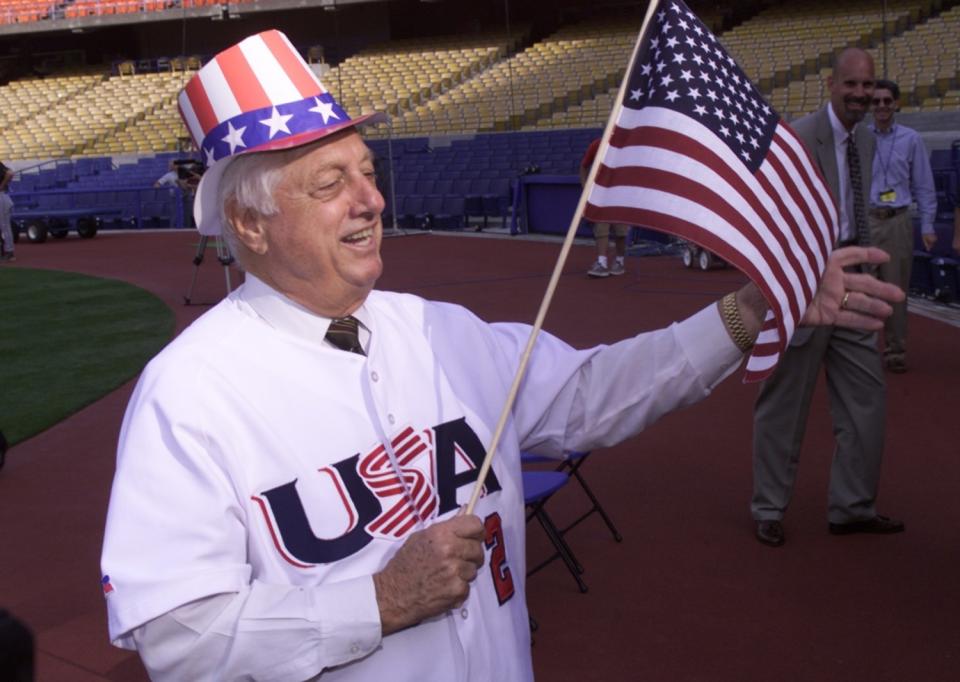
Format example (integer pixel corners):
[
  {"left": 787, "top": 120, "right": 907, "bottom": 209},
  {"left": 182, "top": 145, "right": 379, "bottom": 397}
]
[{"left": 177, "top": 30, "right": 386, "bottom": 235}]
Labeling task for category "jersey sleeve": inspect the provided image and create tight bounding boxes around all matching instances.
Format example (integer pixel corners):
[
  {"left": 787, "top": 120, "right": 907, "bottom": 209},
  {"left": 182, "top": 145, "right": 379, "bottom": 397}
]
[
  {"left": 490, "top": 301, "right": 742, "bottom": 455},
  {"left": 101, "top": 354, "right": 253, "bottom": 646}
]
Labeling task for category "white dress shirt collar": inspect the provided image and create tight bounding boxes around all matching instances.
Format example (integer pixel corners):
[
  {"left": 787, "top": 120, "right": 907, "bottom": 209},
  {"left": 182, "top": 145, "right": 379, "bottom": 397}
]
[{"left": 238, "top": 273, "right": 372, "bottom": 352}]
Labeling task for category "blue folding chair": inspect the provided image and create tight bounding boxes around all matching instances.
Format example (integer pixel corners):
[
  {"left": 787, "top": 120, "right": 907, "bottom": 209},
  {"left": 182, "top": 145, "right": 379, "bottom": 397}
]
[
  {"left": 521, "top": 451, "right": 622, "bottom": 542},
  {"left": 522, "top": 470, "right": 587, "bottom": 593}
]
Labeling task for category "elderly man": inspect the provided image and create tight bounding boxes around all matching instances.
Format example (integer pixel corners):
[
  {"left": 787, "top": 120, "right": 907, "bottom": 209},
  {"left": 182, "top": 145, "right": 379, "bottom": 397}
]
[{"left": 101, "top": 32, "right": 901, "bottom": 681}]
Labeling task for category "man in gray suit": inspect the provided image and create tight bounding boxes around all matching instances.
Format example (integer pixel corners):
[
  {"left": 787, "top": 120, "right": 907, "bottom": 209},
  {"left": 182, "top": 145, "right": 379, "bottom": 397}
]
[{"left": 751, "top": 47, "right": 904, "bottom": 547}]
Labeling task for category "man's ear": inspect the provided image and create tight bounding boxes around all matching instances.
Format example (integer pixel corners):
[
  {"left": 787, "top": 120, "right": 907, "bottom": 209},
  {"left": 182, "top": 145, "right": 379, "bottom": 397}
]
[{"left": 226, "top": 200, "right": 268, "bottom": 256}]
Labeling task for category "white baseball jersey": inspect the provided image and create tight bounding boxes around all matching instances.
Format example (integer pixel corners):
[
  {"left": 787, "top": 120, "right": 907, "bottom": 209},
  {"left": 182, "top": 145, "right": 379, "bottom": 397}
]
[{"left": 101, "top": 274, "right": 741, "bottom": 681}]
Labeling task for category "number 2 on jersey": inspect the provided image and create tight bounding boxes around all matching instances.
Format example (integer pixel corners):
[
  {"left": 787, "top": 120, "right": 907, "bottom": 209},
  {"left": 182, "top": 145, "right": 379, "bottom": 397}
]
[{"left": 483, "top": 512, "right": 515, "bottom": 604}]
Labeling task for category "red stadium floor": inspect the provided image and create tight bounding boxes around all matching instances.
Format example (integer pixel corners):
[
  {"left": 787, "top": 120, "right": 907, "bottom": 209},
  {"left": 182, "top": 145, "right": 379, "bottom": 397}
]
[{"left": 1, "top": 230, "right": 959, "bottom": 681}]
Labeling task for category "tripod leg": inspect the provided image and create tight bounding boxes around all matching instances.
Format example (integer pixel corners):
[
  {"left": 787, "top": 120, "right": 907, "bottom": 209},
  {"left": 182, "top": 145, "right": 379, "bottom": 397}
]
[
  {"left": 216, "top": 237, "right": 235, "bottom": 295},
  {"left": 184, "top": 235, "right": 208, "bottom": 305}
]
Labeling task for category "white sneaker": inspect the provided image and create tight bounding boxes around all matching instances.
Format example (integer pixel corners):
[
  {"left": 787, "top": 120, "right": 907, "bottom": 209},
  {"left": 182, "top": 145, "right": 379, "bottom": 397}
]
[
  {"left": 587, "top": 259, "right": 610, "bottom": 278},
  {"left": 610, "top": 259, "right": 625, "bottom": 276}
]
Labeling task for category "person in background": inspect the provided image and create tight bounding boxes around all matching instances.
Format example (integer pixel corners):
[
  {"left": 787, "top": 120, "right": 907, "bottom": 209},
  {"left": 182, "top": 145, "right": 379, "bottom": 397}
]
[
  {"left": 954, "top": 206, "right": 960, "bottom": 254},
  {"left": 581, "top": 138, "right": 629, "bottom": 278},
  {"left": 154, "top": 160, "right": 179, "bottom": 188},
  {"left": 868, "top": 79, "right": 938, "bottom": 373},
  {"left": 751, "top": 48, "right": 904, "bottom": 548},
  {"left": 0, "top": 161, "right": 14, "bottom": 262}
]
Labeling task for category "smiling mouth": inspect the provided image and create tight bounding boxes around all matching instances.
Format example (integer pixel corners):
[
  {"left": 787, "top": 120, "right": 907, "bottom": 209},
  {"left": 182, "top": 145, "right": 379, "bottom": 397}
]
[{"left": 342, "top": 227, "right": 375, "bottom": 245}]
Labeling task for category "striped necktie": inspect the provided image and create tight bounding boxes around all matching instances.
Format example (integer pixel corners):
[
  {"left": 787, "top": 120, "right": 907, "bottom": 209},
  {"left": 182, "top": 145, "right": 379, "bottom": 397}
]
[
  {"left": 326, "top": 316, "right": 365, "bottom": 356},
  {"left": 846, "top": 133, "right": 870, "bottom": 246}
]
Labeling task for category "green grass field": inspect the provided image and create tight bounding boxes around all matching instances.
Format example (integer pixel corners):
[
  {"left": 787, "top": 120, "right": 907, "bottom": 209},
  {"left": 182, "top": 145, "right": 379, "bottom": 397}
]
[{"left": 0, "top": 268, "right": 174, "bottom": 446}]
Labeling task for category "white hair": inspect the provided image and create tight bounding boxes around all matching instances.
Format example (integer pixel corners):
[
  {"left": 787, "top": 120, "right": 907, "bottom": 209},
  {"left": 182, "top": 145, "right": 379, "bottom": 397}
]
[{"left": 216, "top": 149, "right": 293, "bottom": 255}]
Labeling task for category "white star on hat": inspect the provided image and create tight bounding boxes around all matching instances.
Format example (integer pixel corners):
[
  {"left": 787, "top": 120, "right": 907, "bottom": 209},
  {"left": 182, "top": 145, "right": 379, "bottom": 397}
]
[
  {"left": 259, "top": 106, "right": 293, "bottom": 139},
  {"left": 309, "top": 97, "right": 339, "bottom": 124},
  {"left": 204, "top": 146, "right": 216, "bottom": 166},
  {"left": 222, "top": 121, "right": 247, "bottom": 155}
]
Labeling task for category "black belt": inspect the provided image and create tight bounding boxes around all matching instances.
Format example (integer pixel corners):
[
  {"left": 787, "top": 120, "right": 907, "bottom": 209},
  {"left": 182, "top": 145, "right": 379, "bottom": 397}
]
[
  {"left": 837, "top": 239, "right": 858, "bottom": 248},
  {"left": 868, "top": 206, "right": 908, "bottom": 219}
]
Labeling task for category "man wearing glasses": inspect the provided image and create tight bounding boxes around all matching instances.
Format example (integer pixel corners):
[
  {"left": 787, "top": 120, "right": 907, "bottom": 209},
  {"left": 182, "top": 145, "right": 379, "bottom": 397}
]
[{"left": 868, "top": 80, "right": 937, "bottom": 374}]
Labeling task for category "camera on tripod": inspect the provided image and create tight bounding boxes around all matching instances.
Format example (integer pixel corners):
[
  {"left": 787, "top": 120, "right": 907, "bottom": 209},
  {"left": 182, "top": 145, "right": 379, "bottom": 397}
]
[{"left": 174, "top": 159, "right": 205, "bottom": 189}]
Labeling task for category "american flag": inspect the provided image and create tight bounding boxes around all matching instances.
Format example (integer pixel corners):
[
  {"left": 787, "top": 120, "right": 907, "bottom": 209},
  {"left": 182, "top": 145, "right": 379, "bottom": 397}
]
[{"left": 584, "top": 0, "right": 838, "bottom": 382}]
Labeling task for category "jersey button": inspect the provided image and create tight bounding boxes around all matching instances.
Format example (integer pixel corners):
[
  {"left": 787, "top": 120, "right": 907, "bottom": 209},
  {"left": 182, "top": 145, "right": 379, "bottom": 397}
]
[
  {"left": 387, "top": 414, "right": 396, "bottom": 425},
  {"left": 460, "top": 607, "right": 469, "bottom": 620},
  {"left": 370, "top": 371, "right": 379, "bottom": 382}
]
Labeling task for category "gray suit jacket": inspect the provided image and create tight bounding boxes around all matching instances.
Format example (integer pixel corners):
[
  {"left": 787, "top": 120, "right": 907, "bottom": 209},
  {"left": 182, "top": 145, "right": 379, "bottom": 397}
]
[{"left": 788, "top": 105, "right": 875, "bottom": 346}]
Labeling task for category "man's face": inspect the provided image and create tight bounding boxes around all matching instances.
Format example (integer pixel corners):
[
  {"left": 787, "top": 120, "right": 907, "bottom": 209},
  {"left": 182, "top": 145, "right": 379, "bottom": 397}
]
[
  {"left": 827, "top": 51, "right": 875, "bottom": 129},
  {"left": 256, "top": 130, "right": 385, "bottom": 317},
  {"left": 871, "top": 87, "right": 897, "bottom": 128}
]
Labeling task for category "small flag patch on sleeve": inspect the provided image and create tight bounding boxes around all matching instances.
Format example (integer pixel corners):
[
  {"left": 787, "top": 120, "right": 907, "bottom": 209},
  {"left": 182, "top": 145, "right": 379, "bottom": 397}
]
[{"left": 101, "top": 575, "right": 115, "bottom": 595}]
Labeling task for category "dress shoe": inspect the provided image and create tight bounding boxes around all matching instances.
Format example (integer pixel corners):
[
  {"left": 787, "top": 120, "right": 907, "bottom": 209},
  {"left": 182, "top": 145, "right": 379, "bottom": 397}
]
[
  {"left": 755, "top": 520, "right": 785, "bottom": 547},
  {"left": 885, "top": 356, "right": 906, "bottom": 373},
  {"left": 828, "top": 514, "right": 905, "bottom": 535}
]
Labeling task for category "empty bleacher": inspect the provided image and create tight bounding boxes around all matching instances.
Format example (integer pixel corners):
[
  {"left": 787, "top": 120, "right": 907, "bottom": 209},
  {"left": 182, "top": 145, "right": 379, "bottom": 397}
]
[{"left": 0, "top": 1, "right": 955, "bottom": 240}]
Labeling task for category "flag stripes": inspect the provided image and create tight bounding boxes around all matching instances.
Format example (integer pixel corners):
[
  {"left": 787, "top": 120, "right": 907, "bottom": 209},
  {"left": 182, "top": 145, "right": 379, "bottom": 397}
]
[{"left": 583, "top": 0, "right": 839, "bottom": 383}]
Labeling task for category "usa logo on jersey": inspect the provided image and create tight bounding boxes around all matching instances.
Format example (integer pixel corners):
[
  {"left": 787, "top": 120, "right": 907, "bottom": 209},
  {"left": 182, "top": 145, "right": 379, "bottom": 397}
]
[{"left": 252, "top": 417, "right": 501, "bottom": 567}]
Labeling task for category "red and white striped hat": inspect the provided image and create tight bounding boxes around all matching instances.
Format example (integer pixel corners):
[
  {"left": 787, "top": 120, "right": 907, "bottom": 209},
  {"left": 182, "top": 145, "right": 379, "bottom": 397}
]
[{"left": 178, "top": 30, "right": 385, "bottom": 235}]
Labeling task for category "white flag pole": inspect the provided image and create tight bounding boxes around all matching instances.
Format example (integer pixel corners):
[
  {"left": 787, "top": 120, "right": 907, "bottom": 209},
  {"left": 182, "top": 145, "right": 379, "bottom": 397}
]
[{"left": 464, "top": 0, "right": 661, "bottom": 515}]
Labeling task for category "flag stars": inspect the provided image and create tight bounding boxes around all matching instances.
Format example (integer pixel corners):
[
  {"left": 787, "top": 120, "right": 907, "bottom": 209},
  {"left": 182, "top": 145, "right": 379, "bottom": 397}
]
[
  {"left": 666, "top": 36, "right": 680, "bottom": 49},
  {"left": 718, "top": 125, "right": 731, "bottom": 137},
  {"left": 679, "top": 69, "right": 694, "bottom": 82},
  {"left": 221, "top": 121, "right": 246, "bottom": 155},
  {"left": 706, "top": 89, "right": 718, "bottom": 101},
  {"left": 641, "top": 63, "right": 653, "bottom": 76},
  {"left": 713, "top": 107, "right": 726, "bottom": 120},
  {"left": 693, "top": 103, "right": 708, "bottom": 116},
  {"left": 660, "top": 73, "right": 675, "bottom": 87},
  {"left": 656, "top": 60, "right": 667, "bottom": 72},
  {"left": 740, "top": 149, "right": 752, "bottom": 162},
  {"left": 309, "top": 97, "right": 339, "bottom": 124},
  {"left": 258, "top": 106, "right": 293, "bottom": 139},
  {"left": 671, "top": 52, "right": 687, "bottom": 65},
  {"left": 630, "top": 87, "right": 644, "bottom": 101},
  {"left": 665, "top": 89, "right": 680, "bottom": 102},
  {"left": 687, "top": 87, "right": 702, "bottom": 100}
]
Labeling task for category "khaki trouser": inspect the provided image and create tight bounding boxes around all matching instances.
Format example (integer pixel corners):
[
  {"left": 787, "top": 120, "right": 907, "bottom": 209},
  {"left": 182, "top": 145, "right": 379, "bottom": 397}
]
[
  {"left": 869, "top": 209, "right": 913, "bottom": 360},
  {"left": 0, "top": 193, "right": 13, "bottom": 255}
]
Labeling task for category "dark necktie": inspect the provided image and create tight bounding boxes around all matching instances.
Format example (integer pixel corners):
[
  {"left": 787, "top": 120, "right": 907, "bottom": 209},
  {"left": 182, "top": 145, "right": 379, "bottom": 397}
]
[
  {"left": 326, "top": 316, "right": 365, "bottom": 356},
  {"left": 846, "top": 134, "right": 870, "bottom": 246}
]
